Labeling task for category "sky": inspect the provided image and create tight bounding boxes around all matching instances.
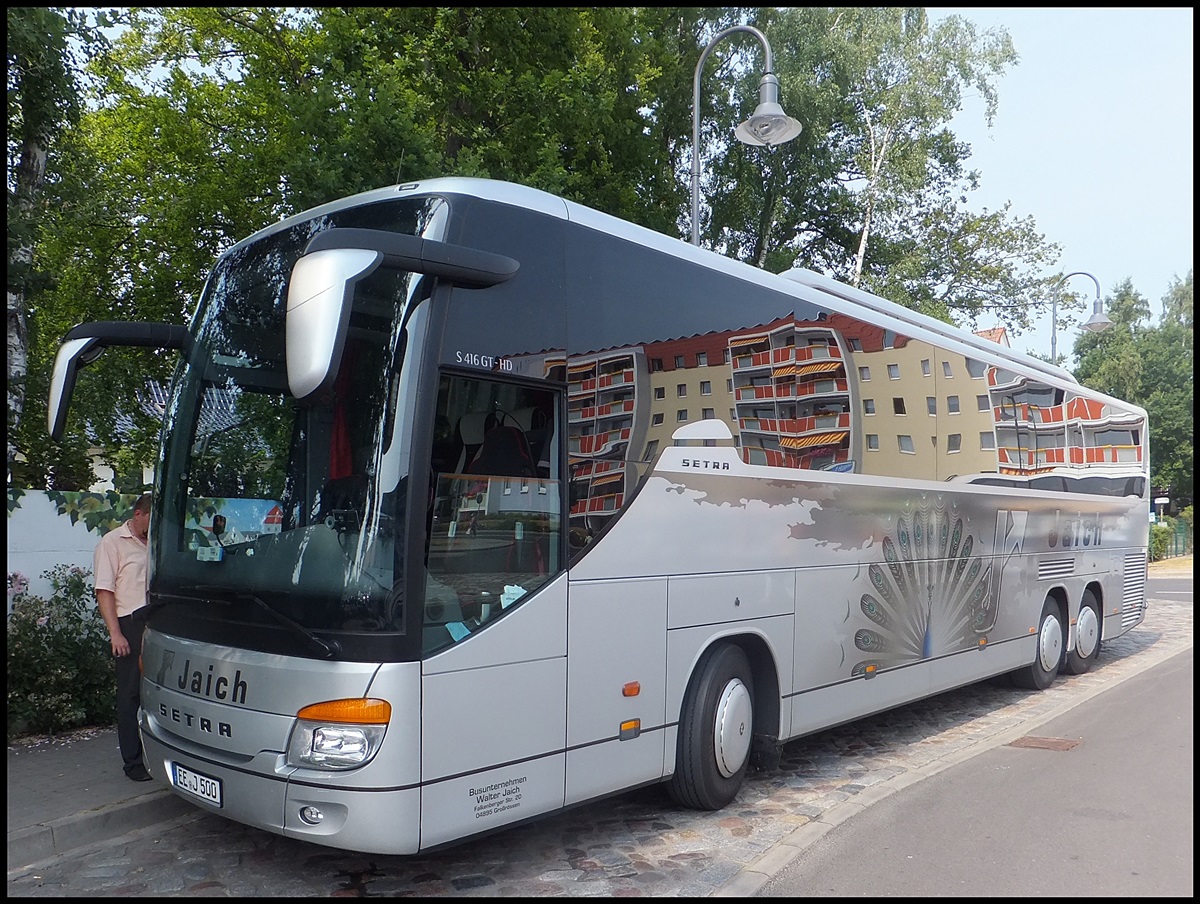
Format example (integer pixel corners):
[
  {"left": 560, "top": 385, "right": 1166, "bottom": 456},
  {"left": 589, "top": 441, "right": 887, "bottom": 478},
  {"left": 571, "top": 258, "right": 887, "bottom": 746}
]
[{"left": 925, "top": 7, "right": 1194, "bottom": 363}]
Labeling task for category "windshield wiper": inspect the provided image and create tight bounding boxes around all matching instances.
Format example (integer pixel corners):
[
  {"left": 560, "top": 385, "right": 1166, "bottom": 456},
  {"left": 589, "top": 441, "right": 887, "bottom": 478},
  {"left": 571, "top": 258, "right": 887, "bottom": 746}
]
[
  {"left": 242, "top": 592, "right": 340, "bottom": 660},
  {"left": 163, "top": 584, "right": 339, "bottom": 660},
  {"left": 152, "top": 583, "right": 232, "bottom": 609}
]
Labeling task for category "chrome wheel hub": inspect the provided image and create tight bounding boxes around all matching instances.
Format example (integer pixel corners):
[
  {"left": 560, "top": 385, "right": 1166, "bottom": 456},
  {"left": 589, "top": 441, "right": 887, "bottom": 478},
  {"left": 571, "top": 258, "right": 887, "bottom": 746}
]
[
  {"left": 714, "top": 678, "right": 753, "bottom": 778},
  {"left": 1075, "top": 606, "right": 1099, "bottom": 659},
  {"left": 1038, "top": 614, "right": 1063, "bottom": 672}
]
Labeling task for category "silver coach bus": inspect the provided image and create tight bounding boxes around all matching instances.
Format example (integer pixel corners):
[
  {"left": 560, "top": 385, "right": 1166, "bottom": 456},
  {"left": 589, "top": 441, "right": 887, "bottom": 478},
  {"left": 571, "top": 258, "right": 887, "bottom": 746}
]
[{"left": 49, "top": 177, "right": 1149, "bottom": 854}]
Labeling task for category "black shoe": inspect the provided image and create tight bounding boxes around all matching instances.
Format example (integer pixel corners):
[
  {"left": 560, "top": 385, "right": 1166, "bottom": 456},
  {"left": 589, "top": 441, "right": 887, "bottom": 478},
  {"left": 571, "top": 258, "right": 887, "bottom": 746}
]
[{"left": 126, "top": 764, "right": 153, "bottom": 782}]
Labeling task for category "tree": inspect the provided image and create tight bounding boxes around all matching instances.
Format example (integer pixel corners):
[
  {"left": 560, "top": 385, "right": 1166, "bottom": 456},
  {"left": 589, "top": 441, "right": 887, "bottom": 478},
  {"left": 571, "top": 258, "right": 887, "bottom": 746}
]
[
  {"left": 1161, "top": 268, "right": 1194, "bottom": 330},
  {"left": 23, "top": 7, "right": 677, "bottom": 480},
  {"left": 1140, "top": 272, "right": 1193, "bottom": 505},
  {"left": 864, "top": 199, "right": 1061, "bottom": 332},
  {"left": 1072, "top": 278, "right": 1150, "bottom": 401},
  {"left": 13, "top": 7, "right": 1117, "bottom": 487},
  {"left": 816, "top": 10, "right": 1009, "bottom": 283},
  {"left": 692, "top": 7, "right": 860, "bottom": 270},
  {"left": 693, "top": 8, "right": 1057, "bottom": 335},
  {"left": 1073, "top": 273, "right": 1193, "bottom": 505},
  {"left": 6, "top": 8, "right": 97, "bottom": 484}
]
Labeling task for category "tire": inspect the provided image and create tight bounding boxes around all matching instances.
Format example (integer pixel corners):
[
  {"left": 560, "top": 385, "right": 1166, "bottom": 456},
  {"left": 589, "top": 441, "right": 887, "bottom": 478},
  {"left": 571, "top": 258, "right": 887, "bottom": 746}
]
[
  {"left": 666, "top": 643, "right": 754, "bottom": 810},
  {"left": 1011, "top": 597, "right": 1064, "bottom": 690},
  {"left": 1064, "top": 589, "right": 1102, "bottom": 675}
]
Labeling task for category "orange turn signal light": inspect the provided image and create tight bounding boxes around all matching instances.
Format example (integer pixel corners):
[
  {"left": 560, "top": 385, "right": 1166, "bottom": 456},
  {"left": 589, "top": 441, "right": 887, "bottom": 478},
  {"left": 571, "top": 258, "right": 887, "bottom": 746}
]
[{"left": 296, "top": 698, "right": 392, "bottom": 725}]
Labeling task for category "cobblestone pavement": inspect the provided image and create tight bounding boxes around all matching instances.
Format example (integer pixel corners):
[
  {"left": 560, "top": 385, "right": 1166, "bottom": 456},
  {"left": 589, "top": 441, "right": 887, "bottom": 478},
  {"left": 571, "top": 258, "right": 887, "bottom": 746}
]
[{"left": 7, "top": 594, "right": 1191, "bottom": 897}]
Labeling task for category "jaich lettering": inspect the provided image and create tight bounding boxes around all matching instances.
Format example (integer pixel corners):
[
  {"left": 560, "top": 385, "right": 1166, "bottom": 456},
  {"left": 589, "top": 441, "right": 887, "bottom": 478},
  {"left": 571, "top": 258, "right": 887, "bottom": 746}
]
[
  {"left": 177, "top": 659, "right": 249, "bottom": 704},
  {"left": 1049, "top": 511, "right": 1103, "bottom": 549}
]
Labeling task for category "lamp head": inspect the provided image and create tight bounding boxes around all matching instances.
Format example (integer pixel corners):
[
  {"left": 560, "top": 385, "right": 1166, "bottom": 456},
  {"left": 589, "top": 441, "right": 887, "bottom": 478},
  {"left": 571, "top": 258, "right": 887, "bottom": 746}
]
[
  {"left": 1081, "top": 310, "right": 1114, "bottom": 332},
  {"left": 1081, "top": 295, "right": 1113, "bottom": 333},
  {"left": 735, "top": 73, "right": 802, "bottom": 147}
]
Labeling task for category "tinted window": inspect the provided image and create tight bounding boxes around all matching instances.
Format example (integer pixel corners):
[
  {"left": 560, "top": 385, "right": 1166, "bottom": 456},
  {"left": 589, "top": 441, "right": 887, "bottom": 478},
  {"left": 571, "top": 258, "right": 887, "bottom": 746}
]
[
  {"left": 438, "top": 198, "right": 567, "bottom": 381},
  {"left": 423, "top": 373, "right": 562, "bottom": 655}
]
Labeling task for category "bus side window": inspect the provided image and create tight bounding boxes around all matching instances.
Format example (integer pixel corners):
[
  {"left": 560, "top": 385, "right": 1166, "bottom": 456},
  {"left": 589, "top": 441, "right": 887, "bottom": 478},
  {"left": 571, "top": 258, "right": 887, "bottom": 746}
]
[
  {"left": 423, "top": 374, "right": 563, "bottom": 654},
  {"left": 467, "top": 414, "right": 536, "bottom": 477},
  {"left": 513, "top": 406, "right": 553, "bottom": 477}
]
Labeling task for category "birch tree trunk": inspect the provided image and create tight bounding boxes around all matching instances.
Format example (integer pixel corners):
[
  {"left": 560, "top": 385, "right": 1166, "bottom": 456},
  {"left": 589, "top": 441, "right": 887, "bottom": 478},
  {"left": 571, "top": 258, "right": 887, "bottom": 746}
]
[{"left": 7, "top": 142, "right": 47, "bottom": 471}]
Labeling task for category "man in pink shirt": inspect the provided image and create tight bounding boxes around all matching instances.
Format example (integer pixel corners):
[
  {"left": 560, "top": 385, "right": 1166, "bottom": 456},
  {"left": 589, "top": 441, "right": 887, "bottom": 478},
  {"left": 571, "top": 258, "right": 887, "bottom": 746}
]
[{"left": 93, "top": 493, "right": 153, "bottom": 782}]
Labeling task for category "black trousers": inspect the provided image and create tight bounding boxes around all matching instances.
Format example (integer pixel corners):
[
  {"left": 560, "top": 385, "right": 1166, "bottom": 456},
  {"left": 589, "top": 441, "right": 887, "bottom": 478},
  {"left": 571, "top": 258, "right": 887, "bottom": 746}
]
[{"left": 116, "top": 607, "right": 148, "bottom": 773}]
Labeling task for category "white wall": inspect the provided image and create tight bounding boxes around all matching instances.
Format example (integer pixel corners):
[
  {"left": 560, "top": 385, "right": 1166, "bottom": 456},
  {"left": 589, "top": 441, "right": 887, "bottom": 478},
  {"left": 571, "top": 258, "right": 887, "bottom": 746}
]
[{"left": 6, "top": 490, "right": 139, "bottom": 612}]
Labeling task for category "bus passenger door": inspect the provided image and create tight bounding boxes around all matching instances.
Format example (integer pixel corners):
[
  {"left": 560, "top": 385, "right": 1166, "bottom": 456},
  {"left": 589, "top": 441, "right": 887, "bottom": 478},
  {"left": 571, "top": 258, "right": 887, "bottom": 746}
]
[{"left": 417, "top": 373, "right": 569, "bottom": 850}]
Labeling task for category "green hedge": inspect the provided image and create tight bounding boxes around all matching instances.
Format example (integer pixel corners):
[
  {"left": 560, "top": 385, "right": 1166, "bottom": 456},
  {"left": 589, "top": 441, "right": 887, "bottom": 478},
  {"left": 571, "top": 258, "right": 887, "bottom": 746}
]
[{"left": 7, "top": 565, "right": 116, "bottom": 740}]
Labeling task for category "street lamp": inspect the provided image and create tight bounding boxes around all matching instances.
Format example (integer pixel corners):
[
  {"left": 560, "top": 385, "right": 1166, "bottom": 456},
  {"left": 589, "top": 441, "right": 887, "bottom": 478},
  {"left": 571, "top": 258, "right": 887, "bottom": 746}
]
[
  {"left": 1050, "top": 270, "right": 1113, "bottom": 363},
  {"left": 691, "top": 25, "right": 802, "bottom": 246}
]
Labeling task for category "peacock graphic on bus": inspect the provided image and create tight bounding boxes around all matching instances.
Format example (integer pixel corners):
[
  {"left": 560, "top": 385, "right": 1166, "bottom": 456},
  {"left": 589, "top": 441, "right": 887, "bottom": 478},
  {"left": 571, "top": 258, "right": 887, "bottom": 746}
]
[{"left": 844, "top": 497, "right": 1000, "bottom": 676}]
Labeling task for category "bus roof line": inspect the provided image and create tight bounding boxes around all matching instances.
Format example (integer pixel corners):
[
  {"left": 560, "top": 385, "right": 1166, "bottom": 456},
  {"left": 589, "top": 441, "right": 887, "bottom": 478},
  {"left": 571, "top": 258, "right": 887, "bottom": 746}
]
[
  {"left": 554, "top": 187, "right": 1083, "bottom": 389},
  {"left": 778, "top": 268, "right": 1078, "bottom": 386}
]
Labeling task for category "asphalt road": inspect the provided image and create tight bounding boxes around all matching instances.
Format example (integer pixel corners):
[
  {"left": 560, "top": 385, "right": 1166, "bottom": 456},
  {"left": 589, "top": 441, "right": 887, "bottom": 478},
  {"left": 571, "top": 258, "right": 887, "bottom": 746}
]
[{"left": 757, "top": 572, "right": 1194, "bottom": 897}]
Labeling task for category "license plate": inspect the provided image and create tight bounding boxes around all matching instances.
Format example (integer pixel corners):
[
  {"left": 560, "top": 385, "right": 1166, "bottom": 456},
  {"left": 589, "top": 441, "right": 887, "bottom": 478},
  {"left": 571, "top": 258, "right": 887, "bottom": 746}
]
[{"left": 171, "top": 762, "right": 223, "bottom": 808}]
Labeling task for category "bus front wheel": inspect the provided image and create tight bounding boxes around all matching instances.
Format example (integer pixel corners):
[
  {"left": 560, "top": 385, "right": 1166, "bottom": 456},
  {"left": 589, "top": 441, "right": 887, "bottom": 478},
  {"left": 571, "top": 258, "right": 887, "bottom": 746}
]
[
  {"left": 1011, "top": 598, "right": 1063, "bottom": 690},
  {"left": 666, "top": 643, "right": 754, "bottom": 810},
  {"left": 1063, "top": 589, "right": 1102, "bottom": 675}
]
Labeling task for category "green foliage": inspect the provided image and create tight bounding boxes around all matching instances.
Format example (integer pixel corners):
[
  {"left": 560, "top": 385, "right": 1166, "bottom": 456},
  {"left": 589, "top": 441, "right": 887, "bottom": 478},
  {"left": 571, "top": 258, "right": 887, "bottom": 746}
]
[
  {"left": 6, "top": 7, "right": 87, "bottom": 195},
  {"left": 1178, "top": 505, "right": 1194, "bottom": 536},
  {"left": 1148, "top": 523, "right": 1165, "bottom": 561},
  {"left": 8, "top": 352, "right": 96, "bottom": 489},
  {"left": 864, "top": 201, "right": 1061, "bottom": 332},
  {"left": 1150, "top": 511, "right": 1192, "bottom": 560},
  {"left": 1073, "top": 273, "right": 1194, "bottom": 505},
  {"left": 44, "top": 491, "right": 141, "bottom": 535},
  {"left": 24, "top": 6, "right": 678, "bottom": 473},
  {"left": 697, "top": 6, "right": 1045, "bottom": 332},
  {"left": 1149, "top": 521, "right": 1175, "bottom": 562},
  {"left": 7, "top": 565, "right": 115, "bottom": 740},
  {"left": 7, "top": 8, "right": 106, "bottom": 480}
]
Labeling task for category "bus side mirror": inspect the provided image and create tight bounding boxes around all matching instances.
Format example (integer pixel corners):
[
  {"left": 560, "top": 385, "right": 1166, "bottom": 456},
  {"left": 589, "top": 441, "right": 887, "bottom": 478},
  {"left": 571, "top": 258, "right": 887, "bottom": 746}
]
[
  {"left": 47, "top": 321, "right": 189, "bottom": 441},
  {"left": 48, "top": 337, "right": 104, "bottom": 441},
  {"left": 285, "top": 248, "right": 383, "bottom": 400},
  {"left": 286, "top": 229, "right": 518, "bottom": 401}
]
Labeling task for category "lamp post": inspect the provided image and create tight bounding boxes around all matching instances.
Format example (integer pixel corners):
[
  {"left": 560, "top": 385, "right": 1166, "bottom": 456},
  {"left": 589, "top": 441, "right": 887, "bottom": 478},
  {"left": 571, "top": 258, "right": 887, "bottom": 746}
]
[
  {"left": 1050, "top": 271, "right": 1113, "bottom": 363},
  {"left": 691, "top": 25, "right": 802, "bottom": 246}
]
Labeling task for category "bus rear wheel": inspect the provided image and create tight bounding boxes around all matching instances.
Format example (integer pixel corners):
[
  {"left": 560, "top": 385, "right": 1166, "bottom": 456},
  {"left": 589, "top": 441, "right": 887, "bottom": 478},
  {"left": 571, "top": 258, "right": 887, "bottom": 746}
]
[
  {"left": 1064, "top": 589, "right": 1102, "bottom": 675},
  {"left": 666, "top": 643, "right": 754, "bottom": 810},
  {"left": 1011, "top": 597, "right": 1063, "bottom": 690}
]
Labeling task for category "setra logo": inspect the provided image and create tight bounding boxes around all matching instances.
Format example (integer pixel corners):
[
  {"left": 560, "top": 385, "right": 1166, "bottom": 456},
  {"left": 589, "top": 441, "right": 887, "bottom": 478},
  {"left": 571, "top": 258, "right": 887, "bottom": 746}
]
[
  {"left": 159, "top": 702, "right": 233, "bottom": 738},
  {"left": 680, "top": 458, "right": 730, "bottom": 470}
]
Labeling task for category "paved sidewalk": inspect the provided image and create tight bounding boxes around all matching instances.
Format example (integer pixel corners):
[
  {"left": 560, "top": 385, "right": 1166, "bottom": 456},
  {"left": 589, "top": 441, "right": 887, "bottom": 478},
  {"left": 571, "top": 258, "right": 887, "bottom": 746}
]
[
  {"left": 6, "top": 728, "right": 192, "bottom": 869},
  {"left": 6, "top": 554, "right": 1191, "bottom": 880}
]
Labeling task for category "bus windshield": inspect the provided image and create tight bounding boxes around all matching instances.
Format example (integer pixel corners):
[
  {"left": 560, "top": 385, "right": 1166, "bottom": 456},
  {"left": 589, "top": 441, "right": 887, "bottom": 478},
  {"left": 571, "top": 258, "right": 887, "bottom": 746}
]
[{"left": 151, "top": 198, "right": 445, "bottom": 648}]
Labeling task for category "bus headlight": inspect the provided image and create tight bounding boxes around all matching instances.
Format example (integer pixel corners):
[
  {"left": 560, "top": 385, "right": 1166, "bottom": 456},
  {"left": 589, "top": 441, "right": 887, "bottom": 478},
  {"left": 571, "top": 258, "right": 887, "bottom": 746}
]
[
  {"left": 288, "top": 722, "right": 387, "bottom": 769},
  {"left": 285, "top": 698, "right": 390, "bottom": 770}
]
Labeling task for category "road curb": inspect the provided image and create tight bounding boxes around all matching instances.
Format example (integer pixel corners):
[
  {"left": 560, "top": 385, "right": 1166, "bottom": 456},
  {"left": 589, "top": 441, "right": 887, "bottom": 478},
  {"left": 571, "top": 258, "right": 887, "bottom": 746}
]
[{"left": 7, "top": 789, "right": 194, "bottom": 872}]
